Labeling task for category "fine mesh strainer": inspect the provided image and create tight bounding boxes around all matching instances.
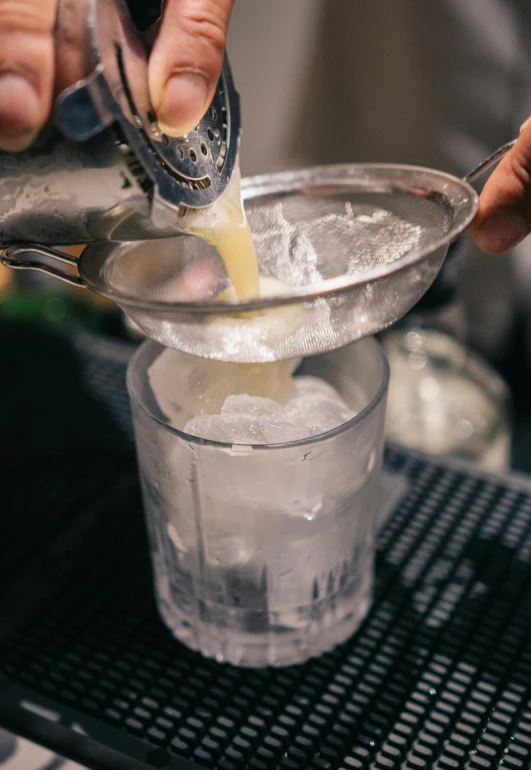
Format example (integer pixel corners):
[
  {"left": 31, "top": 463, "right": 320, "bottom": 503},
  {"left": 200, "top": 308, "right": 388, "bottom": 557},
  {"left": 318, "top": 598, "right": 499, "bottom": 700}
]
[{"left": 1, "top": 143, "right": 515, "bottom": 363}]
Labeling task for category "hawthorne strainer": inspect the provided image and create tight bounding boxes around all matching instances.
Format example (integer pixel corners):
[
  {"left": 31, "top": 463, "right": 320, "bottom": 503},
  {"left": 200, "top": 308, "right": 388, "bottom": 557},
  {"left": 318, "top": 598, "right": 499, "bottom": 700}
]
[{"left": 1, "top": 142, "right": 516, "bottom": 363}]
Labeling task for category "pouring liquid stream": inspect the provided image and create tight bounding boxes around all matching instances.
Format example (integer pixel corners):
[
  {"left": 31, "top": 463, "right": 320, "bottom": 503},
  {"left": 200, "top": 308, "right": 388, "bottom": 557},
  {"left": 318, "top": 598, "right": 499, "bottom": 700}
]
[
  {"left": 183, "top": 161, "right": 308, "bottom": 374},
  {"left": 182, "top": 163, "right": 302, "bottom": 398},
  {"left": 184, "top": 162, "right": 260, "bottom": 300}
]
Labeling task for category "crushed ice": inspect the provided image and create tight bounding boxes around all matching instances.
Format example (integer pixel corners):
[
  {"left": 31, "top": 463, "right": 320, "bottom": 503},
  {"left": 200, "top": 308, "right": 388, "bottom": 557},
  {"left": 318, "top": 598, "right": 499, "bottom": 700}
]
[{"left": 184, "top": 376, "right": 356, "bottom": 444}]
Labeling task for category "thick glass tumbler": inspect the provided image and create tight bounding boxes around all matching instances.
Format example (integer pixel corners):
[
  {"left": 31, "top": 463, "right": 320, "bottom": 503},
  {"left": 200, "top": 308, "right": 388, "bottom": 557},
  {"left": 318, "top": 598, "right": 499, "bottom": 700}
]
[{"left": 127, "top": 338, "right": 389, "bottom": 667}]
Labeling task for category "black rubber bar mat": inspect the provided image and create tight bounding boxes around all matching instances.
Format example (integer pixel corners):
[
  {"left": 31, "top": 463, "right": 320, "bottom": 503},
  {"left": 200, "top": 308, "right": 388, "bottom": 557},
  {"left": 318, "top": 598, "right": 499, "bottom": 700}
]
[{"left": 2, "top": 447, "right": 531, "bottom": 770}]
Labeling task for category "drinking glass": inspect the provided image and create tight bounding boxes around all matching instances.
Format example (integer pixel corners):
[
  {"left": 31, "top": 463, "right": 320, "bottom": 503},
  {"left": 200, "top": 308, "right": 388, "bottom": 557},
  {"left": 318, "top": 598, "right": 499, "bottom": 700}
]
[{"left": 127, "top": 338, "right": 389, "bottom": 667}]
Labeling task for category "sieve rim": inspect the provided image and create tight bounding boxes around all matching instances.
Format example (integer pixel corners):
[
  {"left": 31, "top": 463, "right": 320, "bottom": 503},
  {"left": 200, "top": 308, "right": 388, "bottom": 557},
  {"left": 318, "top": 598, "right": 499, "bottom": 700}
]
[{"left": 80, "top": 163, "right": 478, "bottom": 313}]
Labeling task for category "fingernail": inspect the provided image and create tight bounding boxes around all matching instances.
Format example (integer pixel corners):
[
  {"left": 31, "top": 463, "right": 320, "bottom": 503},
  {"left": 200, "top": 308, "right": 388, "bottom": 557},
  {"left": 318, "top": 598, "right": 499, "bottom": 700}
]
[
  {"left": 0, "top": 74, "right": 40, "bottom": 151},
  {"left": 158, "top": 73, "right": 208, "bottom": 137},
  {"left": 476, "top": 211, "right": 529, "bottom": 253},
  {"left": 521, "top": 117, "right": 531, "bottom": 134}
]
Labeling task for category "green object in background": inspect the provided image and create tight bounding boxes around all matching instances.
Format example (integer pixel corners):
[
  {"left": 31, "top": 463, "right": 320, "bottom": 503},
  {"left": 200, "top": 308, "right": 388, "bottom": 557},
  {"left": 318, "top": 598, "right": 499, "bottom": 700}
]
[{"left": 0, "top": 290, "right": 108, "bottom": 334}]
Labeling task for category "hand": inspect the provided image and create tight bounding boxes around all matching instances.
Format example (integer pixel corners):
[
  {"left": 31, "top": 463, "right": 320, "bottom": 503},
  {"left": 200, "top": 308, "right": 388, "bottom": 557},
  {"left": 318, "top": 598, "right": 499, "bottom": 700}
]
[
  {"left": 471, "top": 121, "right": 531, "bottom": 254},
  {"left": 0, "top": 0, "right": 234, "bottom": 151}
]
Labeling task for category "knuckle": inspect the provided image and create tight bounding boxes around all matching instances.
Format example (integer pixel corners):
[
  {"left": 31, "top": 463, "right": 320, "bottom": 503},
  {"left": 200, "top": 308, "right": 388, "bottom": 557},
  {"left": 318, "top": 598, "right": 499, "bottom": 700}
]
[
  {"left": 180, "top": 2, "right": 228, "bottom": 59},
  {"left": 0, "top": 0, "right": 55, "bottom": 36},
  {"left": 510, "top": 152, "right": 531, "bottom": 193}
]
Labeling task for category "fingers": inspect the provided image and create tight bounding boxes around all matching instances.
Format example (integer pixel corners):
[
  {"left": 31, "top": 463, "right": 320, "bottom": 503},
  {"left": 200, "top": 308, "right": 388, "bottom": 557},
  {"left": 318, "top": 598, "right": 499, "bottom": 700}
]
[
  {"left": 148, "top": 0, "right": 234, "bottom": 137},
  {"left": 54, "top": 0, "right": 91, "bottom": 96},
  {"left": 0, "top": 0, "right": 234, "bottom": 151},
  {"left": 471, "top": 122, "right": 531, "bottom": 254},
  {"left": 0, "top": 0, "right": 57, "bottom": 151}
]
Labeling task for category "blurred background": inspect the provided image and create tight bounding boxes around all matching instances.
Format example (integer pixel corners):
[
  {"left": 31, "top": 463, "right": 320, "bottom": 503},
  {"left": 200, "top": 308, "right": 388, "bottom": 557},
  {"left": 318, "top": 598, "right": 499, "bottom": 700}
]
[{"left": 2, "top": 0, "right": 531, "bottom": 472}]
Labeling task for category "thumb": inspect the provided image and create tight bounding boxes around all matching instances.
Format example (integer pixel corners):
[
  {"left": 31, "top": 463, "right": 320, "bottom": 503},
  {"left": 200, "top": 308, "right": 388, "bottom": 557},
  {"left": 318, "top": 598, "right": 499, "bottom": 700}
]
[
  {"left": 471, "top": 122, "right": 531, "bottom": 254},
  {"left": 148, "top": 0, "right": 234, "bottom": 138},
  {"left": 0, "top": 0, "right": 57, "bottom": 151}
]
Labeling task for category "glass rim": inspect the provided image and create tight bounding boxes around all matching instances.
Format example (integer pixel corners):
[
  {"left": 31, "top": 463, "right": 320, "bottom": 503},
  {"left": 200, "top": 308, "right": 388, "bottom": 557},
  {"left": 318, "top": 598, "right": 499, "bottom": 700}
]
[{"left": 127, "top": 338, "right": 390, "bottom": 451}]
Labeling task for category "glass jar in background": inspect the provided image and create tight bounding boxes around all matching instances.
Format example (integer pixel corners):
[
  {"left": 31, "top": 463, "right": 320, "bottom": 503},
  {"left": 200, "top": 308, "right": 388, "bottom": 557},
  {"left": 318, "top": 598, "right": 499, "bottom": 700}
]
[
  {"left": 382, "top": 327, "right": 511, "bottom": 472},
  {"left": 127, "top": 338, "right": 389, "bottom": 667}
]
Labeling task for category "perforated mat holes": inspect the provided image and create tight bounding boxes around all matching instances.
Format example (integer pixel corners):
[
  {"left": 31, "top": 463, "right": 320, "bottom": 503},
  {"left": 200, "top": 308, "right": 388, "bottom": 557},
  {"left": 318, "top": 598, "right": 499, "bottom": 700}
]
[{"left": 3, "top": 448, "right": 531, "bottom": 769}]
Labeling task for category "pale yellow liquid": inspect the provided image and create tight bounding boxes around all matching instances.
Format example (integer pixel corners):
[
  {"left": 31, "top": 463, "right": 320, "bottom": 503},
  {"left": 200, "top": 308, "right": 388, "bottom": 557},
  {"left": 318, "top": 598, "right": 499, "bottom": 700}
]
[
  {"left": 185, "top": 163, "right": 260, "bottom": 299},
  {"left": 206, "top": 221, "right": 259, "bottom": 298},
  {"left": 184, "top": 164, "right": 305, "bottom": 381}
]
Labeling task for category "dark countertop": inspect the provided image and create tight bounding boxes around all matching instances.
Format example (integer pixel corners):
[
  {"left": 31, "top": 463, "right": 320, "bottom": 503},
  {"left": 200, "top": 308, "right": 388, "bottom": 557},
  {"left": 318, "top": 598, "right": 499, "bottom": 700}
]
[{"left": 2, "top": 319, "right": 531, "bottom": 769}]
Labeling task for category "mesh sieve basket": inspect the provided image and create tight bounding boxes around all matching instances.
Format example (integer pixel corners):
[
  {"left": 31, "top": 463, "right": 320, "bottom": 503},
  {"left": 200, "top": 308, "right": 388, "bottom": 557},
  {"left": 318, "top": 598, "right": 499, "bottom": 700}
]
[{"left": 2, "top": 164, "right": 478, "bottom": 362}]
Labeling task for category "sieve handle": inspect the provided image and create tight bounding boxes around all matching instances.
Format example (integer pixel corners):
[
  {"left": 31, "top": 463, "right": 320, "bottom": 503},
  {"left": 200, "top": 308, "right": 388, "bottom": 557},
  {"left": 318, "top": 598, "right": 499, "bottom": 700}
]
[
  {"left": 463, "top": 139, "right": 517, "bottom": 184},
  {"left": 1, "top": 245, "right": 86, "bottom": 288}
]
